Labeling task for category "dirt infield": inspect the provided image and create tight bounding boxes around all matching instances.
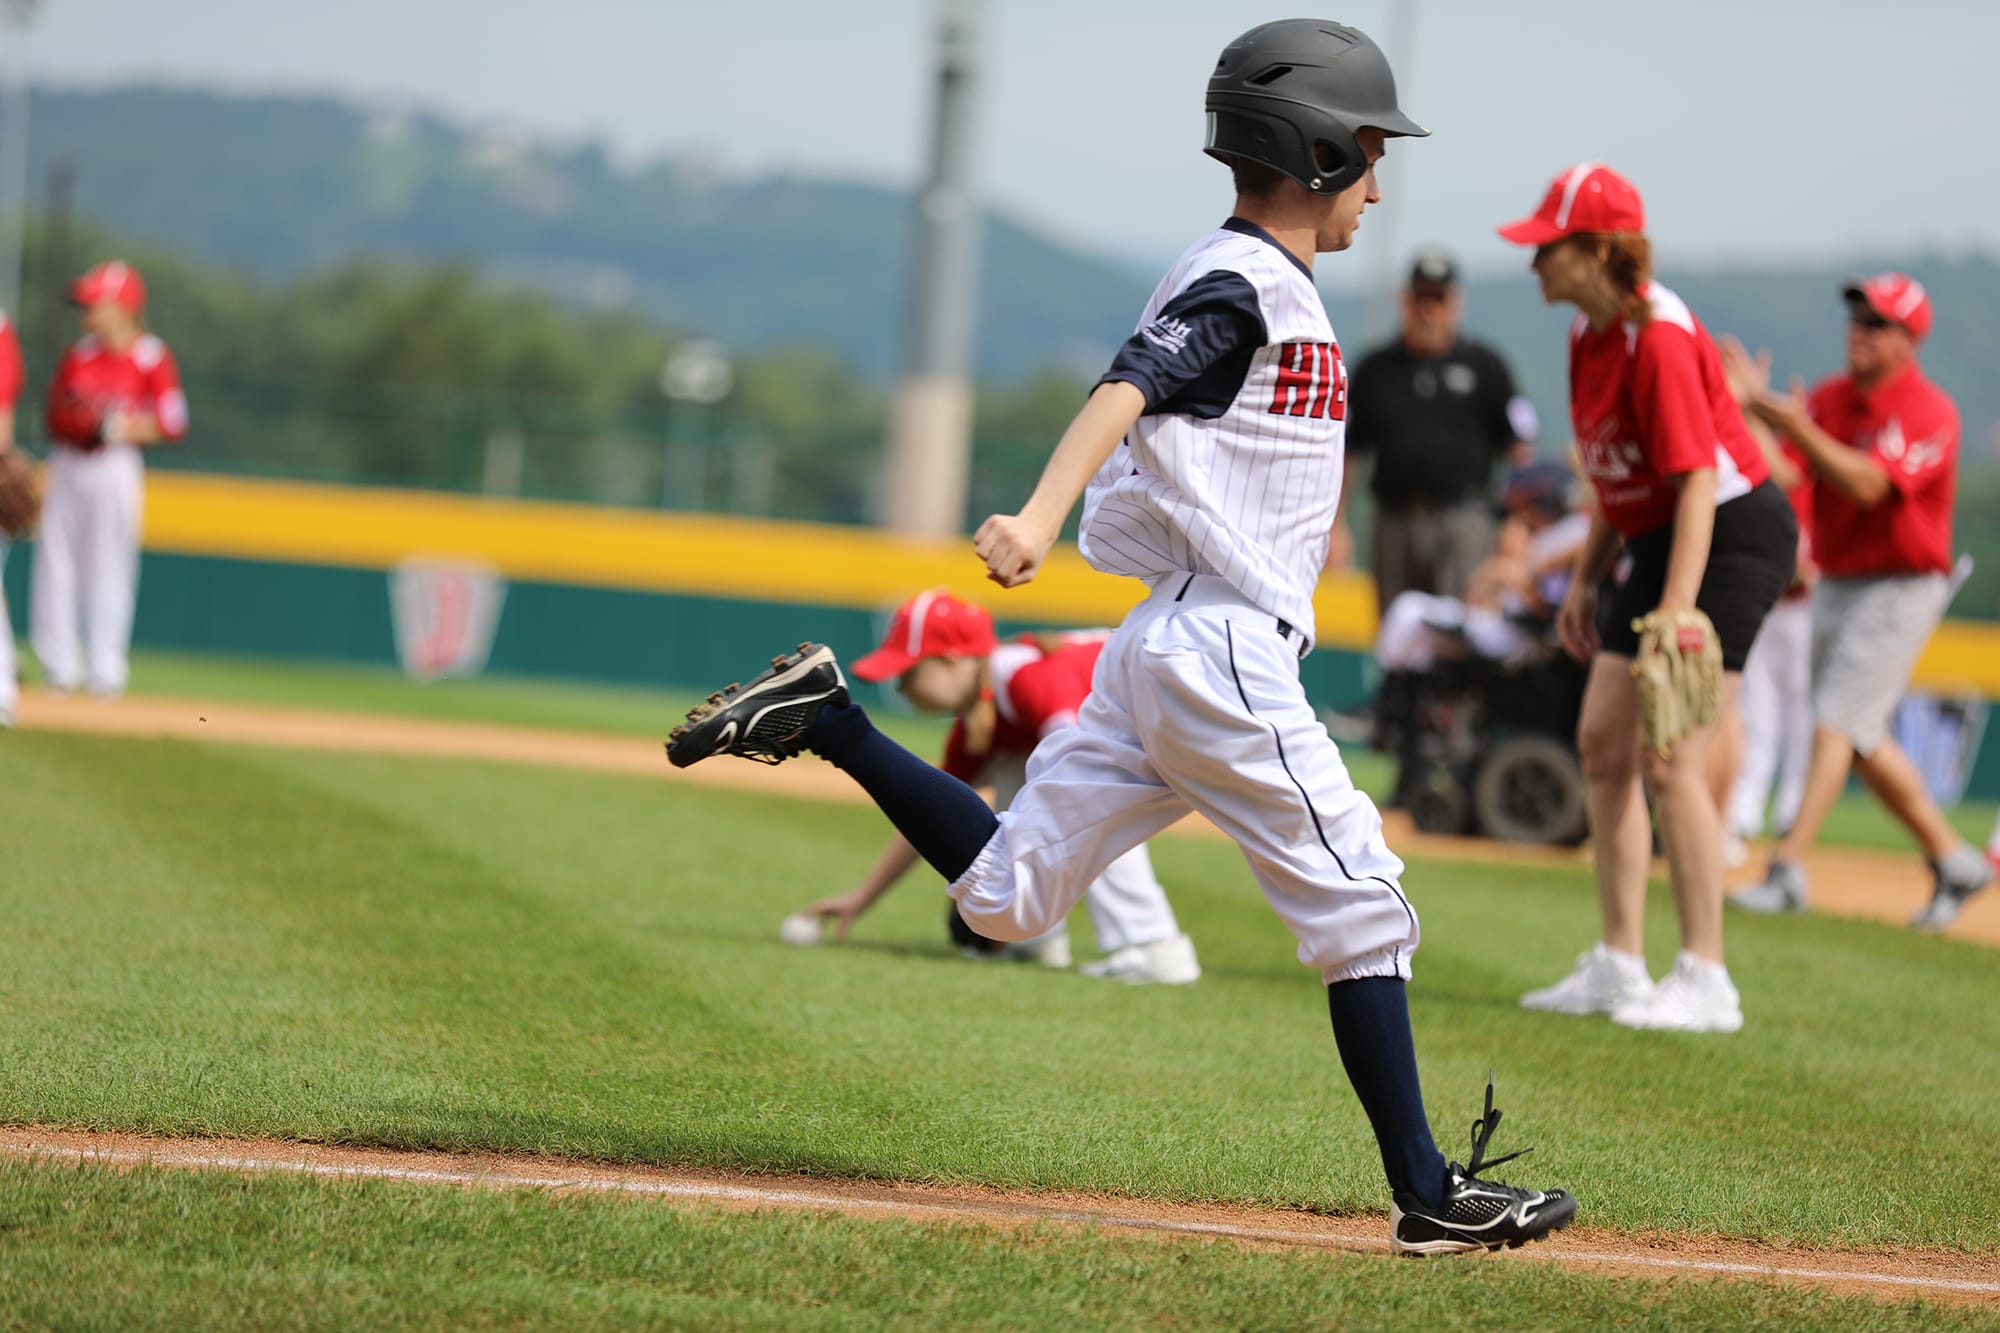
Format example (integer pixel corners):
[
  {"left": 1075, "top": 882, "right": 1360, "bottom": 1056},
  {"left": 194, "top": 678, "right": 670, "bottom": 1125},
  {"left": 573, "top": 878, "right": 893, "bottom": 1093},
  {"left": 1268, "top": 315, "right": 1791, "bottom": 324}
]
[
  {"left": 16, "top": 690, "right": 1999, "bottom": 947},
  {"left": 3, "top": 1127, "right": 1995, "bottom": 1308}
]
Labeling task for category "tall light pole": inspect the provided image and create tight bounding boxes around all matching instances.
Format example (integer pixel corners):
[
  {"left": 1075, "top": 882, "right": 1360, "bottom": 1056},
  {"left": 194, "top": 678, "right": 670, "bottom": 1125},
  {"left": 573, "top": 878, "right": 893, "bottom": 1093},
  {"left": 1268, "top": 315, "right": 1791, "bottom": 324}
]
[
  {"left": 881, "top": 0, "right": 983, "bottom": 540},
  {"left": 0, "top": 0, "right": 38, "bottom": 322}
]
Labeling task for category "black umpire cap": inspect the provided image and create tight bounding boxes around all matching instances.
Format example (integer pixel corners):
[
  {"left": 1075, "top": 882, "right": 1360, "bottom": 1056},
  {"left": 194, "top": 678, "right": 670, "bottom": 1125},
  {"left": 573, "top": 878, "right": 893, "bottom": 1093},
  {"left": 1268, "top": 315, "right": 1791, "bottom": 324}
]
[{"left": 1408, "top": 248, "right": 1459, "bottom": 290}]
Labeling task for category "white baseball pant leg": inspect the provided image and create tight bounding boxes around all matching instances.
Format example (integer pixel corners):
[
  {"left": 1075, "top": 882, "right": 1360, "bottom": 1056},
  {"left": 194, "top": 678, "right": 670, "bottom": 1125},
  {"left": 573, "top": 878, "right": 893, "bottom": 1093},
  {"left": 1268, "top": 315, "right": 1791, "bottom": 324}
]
[
  {"left": 988, "top": 755, "right": 1182, "bottom": 953},
  {"left": 1727, "top": 597, "right": 1812, "bottom": 837},
  {"left": 953, "top": 577, "right": 1418, "bottom": 983},
  {"left": 32, "top": 444, "right": 142, "bottom": 697}
]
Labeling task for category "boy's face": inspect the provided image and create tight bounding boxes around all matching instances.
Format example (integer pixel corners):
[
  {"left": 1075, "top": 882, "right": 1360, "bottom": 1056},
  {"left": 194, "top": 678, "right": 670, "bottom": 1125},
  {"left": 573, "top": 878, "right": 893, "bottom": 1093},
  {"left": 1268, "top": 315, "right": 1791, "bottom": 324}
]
[
  {"left": 81, "top": 300, "right": 135, "bottom": 342},
  {"left": 898, "top": 656, "right": 982, "bottom": 713},
  {"left": 1317, "top": 127, "right": 1385, "bottom": 253}
]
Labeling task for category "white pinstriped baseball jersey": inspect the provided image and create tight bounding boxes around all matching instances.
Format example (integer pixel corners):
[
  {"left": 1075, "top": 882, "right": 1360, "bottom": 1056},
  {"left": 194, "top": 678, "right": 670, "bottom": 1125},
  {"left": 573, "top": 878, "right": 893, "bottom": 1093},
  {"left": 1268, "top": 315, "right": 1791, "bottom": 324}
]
[{"left": 1081, "top": 220, "right": 1347, "bottom": 643}]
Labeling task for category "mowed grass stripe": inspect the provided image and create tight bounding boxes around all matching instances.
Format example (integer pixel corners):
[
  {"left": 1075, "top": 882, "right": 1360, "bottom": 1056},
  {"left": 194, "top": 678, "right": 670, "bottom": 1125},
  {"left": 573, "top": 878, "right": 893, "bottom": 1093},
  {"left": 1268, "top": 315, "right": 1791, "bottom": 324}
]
[
  {"left": 3, "top": 731, "right": 1997, "bottom": 1252},
  {"left": 2, "top": 1160, "right": 1992, "bottom": 1333}
]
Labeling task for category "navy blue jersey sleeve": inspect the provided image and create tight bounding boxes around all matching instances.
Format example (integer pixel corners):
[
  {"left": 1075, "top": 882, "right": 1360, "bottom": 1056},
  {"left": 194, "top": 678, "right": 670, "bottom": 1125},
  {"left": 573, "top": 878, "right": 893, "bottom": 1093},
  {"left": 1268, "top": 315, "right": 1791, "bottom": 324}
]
[{"left": 1095, "top": 270, "right": 1266, "bottom": 419}]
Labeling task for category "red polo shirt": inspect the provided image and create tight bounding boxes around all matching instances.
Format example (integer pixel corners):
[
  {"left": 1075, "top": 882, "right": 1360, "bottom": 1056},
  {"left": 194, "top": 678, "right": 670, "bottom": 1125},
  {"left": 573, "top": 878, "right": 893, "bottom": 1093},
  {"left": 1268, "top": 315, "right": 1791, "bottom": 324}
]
[
  {"left": 1568, "top": 282, "right": 1769, "bottom": 538},
  {"left": 1803, "top": 362, "right": 1957, "bottom": 578}
]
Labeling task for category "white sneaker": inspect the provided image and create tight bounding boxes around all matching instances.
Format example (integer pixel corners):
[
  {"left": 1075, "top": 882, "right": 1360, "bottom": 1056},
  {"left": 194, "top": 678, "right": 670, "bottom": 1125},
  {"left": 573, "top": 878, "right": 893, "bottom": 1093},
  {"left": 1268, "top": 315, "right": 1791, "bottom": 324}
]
[
  {"left": 1520, "top": 942, "right": 1653, "bottom": 1015},
  {"left": 1079, "top": 933, "right": 1202, "bottom": 986},
  {"left": 1610, "top": 952, "right": 1743, "bottom": 1033}
]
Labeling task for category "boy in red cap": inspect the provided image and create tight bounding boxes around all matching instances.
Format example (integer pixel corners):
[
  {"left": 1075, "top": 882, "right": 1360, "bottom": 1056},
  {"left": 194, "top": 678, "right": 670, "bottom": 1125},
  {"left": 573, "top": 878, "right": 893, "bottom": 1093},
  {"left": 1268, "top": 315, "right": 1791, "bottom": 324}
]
[
  {"left": 31, "top": 260, "right": 187, "bottom": 699},
  {"left": 791, "top": 589, "right": 1201, "bottom": 984},
  {"left": 1723, "top": 275, "right": 1991, "bottom": 931}
]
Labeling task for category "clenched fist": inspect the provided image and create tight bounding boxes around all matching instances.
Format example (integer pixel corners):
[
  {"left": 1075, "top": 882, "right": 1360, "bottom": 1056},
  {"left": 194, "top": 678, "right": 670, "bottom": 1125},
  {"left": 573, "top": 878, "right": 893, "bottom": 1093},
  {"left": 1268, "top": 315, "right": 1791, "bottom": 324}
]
[{"left": 974, "top": 512, "right": 1058, "bottom": 589}]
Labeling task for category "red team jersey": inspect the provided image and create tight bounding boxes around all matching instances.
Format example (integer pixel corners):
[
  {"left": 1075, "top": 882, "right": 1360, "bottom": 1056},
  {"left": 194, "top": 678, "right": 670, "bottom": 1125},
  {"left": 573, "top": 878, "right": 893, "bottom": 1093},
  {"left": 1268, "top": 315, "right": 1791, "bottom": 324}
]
[
  {"left": 0, "top": 313, "right": 22, "bottom": 412},
  {"left": 1568, "top": 282, "right": 1768, "bottom": 538},
  {"left": 46, "top": 333, "right": 189, "bottom": 448},
  {"left": 940, "top": 637, "right": 1105, "bottom": 783},
  {"left": 1802, "top": 362, "right": 1958, "bottom": 578}
]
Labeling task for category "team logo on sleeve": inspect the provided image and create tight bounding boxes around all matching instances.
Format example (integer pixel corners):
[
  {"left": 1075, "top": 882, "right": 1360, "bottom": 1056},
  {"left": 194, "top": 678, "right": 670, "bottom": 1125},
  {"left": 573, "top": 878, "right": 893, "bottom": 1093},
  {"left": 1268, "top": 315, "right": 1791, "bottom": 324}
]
[
  {"left": 1140, "top": 316, "right": 1194, "bottom": 354},
  {"left": 1268, "top": 341, "right": 1346, "bottom": 419}
]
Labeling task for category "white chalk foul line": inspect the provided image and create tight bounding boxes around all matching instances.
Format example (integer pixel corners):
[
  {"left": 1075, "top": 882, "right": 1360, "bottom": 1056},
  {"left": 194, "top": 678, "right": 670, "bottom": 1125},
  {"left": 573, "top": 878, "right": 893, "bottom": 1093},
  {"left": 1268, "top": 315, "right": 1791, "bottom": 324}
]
[{"left": 10, "top": 1141, "right": 1998, "bottom": 1298}]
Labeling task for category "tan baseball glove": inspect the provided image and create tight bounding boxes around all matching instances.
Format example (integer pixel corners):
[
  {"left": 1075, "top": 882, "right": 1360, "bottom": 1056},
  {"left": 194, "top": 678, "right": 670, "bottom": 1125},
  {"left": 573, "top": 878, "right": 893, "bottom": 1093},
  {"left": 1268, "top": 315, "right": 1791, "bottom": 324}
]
[
  {"left": 1630, "top": 608, "right": 1722, "bottom": 758},
  {"left": 0, "top": 447, "right": 39, "bottom": 539}
]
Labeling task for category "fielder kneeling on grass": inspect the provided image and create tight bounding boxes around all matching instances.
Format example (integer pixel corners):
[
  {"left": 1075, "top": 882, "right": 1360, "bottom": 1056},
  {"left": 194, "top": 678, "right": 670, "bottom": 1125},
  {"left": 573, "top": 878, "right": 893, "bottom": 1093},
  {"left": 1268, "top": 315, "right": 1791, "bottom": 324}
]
[
  {"left": 786, "top": 589, "right": 1202, "bottom": 986},
  {"left": 666, "top": 19, "right": 1574, "bottom": 1256}
]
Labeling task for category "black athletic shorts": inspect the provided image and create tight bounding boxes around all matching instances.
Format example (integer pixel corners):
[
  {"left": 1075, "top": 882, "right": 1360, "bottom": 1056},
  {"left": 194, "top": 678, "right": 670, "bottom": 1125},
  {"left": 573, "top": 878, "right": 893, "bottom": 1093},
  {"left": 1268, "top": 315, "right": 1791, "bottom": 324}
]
[{"left": 1598, "top": 480, "right": 1797, "bottom": 672}]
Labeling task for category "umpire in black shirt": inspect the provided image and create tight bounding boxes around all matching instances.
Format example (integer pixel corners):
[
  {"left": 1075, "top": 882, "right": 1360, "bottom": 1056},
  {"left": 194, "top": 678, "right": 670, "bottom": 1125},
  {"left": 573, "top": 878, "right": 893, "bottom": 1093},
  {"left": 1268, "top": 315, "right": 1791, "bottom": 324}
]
[{"left": 1333, "top": 249, "right": 1537, "bottom": 609}]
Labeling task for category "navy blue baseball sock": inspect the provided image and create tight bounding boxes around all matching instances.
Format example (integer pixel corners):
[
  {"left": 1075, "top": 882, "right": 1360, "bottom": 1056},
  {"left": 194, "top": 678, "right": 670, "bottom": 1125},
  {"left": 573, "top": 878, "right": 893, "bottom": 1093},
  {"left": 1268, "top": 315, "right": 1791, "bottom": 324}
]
[
  {"left": 808, "top": 701, "right": 997, "bottom": 882},
  {"left": 1326, "top": 978, "right": 1451, "bottom": 1208}
]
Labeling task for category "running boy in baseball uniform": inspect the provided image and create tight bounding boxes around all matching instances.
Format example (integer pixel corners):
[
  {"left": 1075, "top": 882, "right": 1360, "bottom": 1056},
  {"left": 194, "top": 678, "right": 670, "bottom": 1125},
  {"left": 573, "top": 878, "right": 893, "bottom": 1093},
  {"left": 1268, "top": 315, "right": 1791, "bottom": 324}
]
[
  {"left": 793, "top": 589, "right": 1202, "bottom": 984},
  {"left": 668, "top": 19, "right": 1574, "bottom": 1254}
]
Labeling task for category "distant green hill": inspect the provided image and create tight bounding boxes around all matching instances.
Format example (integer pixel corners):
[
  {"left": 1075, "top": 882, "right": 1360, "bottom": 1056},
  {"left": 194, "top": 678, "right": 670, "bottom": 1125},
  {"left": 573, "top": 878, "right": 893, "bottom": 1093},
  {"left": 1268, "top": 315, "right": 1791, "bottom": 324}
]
[{"left": 22, "top": 86, "right": 1150, "bottom": 382}]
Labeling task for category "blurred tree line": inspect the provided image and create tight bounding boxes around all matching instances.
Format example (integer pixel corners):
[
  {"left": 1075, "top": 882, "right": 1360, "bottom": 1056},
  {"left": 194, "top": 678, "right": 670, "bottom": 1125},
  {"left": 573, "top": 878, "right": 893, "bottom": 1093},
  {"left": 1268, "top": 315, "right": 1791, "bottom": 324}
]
[{"left": 11, "top": 221, "right": 1090, "bottom": 528}]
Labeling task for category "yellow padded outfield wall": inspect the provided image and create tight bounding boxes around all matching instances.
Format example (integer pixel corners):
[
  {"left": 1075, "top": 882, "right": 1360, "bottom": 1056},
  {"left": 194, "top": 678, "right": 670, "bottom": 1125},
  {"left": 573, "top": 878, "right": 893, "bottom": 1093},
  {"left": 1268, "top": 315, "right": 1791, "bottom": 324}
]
[{"left": 142, "top": 470, "right": 2000, "bottom": 694}]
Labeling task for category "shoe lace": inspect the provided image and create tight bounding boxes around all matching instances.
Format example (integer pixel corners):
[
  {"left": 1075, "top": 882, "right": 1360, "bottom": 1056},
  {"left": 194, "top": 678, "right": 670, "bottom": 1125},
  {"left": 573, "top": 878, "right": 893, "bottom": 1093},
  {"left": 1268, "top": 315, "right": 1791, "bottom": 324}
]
[{"left": 1462, "top": 1072, "right": 1531, "bottom": 1184}]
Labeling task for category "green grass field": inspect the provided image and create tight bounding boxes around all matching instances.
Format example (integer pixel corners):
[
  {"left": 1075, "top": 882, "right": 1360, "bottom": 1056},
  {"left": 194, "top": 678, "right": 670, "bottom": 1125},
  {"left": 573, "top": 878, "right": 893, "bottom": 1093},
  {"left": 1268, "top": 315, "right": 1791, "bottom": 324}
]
[{"left": 8, "top": 650, "right": 2000, "bottom": 1330}]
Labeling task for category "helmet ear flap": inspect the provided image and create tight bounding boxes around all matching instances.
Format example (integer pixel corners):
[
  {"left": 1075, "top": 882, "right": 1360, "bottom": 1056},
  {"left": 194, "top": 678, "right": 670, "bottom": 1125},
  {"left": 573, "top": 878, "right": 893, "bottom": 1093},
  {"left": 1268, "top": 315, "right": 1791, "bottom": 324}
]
[{"left": 1309, "top": 138, "right": 1366, "bottom": 195}]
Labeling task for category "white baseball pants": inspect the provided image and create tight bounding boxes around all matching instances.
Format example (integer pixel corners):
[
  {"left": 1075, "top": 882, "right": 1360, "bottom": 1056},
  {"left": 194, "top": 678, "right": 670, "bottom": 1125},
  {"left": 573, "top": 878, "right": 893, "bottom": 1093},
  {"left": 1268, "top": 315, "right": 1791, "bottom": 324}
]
[
  {"left": 1727, "top": 596, "right": 1813, "bottom": 837},
  {"left": 30, "top": 443, "right": 144, "bottom": 696},
  {"left": 986, "top": 755, "right": 1183, "bottom": 953},
  {"left": 953, "top": 575, "right": 1418, "bottom": 983}
]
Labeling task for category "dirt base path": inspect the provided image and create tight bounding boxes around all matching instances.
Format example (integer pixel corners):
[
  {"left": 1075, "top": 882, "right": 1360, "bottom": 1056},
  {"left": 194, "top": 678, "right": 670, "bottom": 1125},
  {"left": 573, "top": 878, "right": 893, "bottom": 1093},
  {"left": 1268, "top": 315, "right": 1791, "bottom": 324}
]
[
  {"left": 3, "top": 1127, "right": 1994, "bottom": 1308},
  {"left": 18, "top": 690, "right": 2000, "bottom": 947}
]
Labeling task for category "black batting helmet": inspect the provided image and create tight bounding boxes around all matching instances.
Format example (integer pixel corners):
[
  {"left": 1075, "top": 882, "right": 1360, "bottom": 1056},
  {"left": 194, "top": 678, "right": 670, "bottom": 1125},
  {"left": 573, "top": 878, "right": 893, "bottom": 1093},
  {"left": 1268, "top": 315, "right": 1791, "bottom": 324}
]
[{"left": 1204, "top": 20, "right": 1428, "bottom": 196}]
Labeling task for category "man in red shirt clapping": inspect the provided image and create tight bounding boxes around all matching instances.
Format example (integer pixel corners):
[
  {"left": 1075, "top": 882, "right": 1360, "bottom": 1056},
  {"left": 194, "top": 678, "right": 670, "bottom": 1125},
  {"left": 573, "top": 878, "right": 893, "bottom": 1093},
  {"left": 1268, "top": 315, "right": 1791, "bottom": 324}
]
[{"left": 1724, "top": 275, "right": 1990, "bottom": 931}]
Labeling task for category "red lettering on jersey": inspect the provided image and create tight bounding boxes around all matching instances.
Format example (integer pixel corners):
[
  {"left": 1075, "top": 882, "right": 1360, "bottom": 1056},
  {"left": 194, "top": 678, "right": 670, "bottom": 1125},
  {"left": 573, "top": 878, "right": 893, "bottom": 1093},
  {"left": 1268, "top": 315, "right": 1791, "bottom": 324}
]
[
  {"left": 1270, "top": 342, "right": 1314, "bottom": 416},
  {"left": 1268, "top": 341, "right": 1345, "bottom": 420}
]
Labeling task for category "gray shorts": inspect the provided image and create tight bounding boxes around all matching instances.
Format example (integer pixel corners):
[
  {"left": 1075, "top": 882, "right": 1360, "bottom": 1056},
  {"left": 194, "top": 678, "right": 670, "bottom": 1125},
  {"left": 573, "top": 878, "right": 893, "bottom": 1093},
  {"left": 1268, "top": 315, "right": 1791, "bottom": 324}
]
[{"left": 1810, "top": 573, "right": 1951, "bottom": 755}]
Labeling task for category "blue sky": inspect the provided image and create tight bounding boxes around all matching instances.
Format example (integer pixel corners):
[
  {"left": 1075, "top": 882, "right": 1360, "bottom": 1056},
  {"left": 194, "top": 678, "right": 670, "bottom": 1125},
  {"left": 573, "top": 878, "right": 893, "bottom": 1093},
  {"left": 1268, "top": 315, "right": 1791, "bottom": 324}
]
[{"left": 21, "top": 0, "right": 1998, "bottom": 284}]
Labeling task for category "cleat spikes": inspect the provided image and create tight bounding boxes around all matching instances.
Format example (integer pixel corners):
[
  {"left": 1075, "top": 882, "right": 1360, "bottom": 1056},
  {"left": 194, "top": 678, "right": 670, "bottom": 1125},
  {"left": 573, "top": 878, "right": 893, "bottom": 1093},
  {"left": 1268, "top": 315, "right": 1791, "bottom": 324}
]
[{"left": 663, "top": 643, "right": 850, "bottom": 770}]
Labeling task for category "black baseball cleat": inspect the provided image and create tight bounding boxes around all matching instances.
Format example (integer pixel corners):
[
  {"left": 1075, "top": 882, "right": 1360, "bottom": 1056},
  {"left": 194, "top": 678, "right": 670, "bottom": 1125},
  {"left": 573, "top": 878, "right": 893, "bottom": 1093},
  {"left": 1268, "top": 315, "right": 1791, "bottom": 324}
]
[
  {"left": 1389, "top": 1076, "right": 1576, "bottom": 1256},
  {"left": 665, "top": 643, "right": 850, "bottom": 769}
]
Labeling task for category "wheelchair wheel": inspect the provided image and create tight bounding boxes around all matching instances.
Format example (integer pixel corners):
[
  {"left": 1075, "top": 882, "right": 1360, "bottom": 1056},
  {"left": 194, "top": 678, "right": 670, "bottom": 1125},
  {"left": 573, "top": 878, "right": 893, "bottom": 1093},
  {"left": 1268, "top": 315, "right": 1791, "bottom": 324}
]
[{"left": 1472, "top": 734, "right": 1587, "bottom": 845}]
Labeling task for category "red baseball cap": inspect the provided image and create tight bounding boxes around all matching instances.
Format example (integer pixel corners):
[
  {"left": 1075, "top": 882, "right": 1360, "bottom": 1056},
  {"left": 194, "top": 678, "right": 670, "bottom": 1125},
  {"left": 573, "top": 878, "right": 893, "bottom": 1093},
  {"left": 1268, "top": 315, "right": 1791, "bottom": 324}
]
[
  {"left": 851, "top": 590, "right": 997, "bottom": 682},
  {"left": 1843, "top": 272, "right": 1932, "bottom": 341},
  {"left": 70, "top": 260, "right": 146, "bottom": 314},
  {"left": 1497, "top": 162, "right": 1646, "bottom": 246}
]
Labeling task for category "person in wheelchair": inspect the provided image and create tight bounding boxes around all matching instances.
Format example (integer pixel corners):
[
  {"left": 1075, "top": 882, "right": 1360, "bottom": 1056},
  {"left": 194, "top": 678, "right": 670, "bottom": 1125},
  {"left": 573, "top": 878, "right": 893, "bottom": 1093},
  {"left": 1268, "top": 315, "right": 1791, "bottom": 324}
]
[
  {"left": 1373, "top": 459, "right": 1588, "bottom": 677},
  {"left": 1327, "top": 460, "right": 1593, "bottom": 843}
]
